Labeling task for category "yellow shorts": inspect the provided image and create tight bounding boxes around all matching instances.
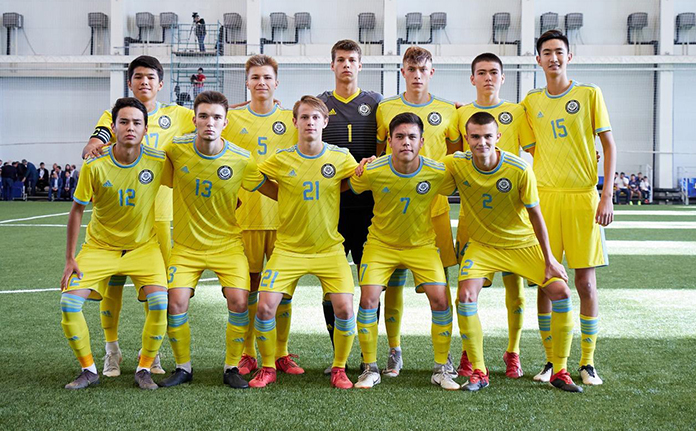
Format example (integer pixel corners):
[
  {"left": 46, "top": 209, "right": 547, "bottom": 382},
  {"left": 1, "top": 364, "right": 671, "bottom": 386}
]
[
  {"left": 65, "top": 241, "right": 167, "bottom": 301},
  {"left": 168, "top": 246, "right": 250, "bottom": 295},
  {"left": 456, "top": 229, "right": 493, "bottom": 287},
  {"left": 539, "top": 189, "right": 608, "bottom": 269},
  {"left": 458, "top": 241, "right": 562, "bottom": 288},
  {"left": 359, "top": 242, "right": 446, "bottom": 292},
  {"left": 242, "top": 230, "right": 277, "bottom": 273},
  {"left": 259, "top": 250, "right": 354, "bottom": 299},
  {"left": 433, "top": 212, "right": 457, "bottom": 268}
]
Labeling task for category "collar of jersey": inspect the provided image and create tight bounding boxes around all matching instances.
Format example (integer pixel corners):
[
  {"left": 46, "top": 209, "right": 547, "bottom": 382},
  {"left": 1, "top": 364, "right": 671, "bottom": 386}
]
[
  {"left": 388, "top": 155, "right": 423, "bottom": 178},
  {"left": 296, "top": 142, "right": 327, "bottom": 159},
  {"left": 471, "top": 149, "right": 503, "bottom": 175},
  {"left": 247, "top": 104, "right": 278, "bottom": 117},
  {"left": 333, "top": 88, "right": 361, "bottom": 104},
  {"left": 193, "top": 139, "right": 227, "bottom": 159},
  {"left": 544, "top": 80, "right": 575, "bottom": 99},
  {"left": 110, "top": 144, "right": 144, "bottom": 168},
  {"left": 148, "top": 102, "right": 161, "bottom": 116},
  {"left": 400, "top": 93, "right": 433, "bottom": 108},
  {"left": 473, "top": 100, "right": 505, "bottom": 110}
]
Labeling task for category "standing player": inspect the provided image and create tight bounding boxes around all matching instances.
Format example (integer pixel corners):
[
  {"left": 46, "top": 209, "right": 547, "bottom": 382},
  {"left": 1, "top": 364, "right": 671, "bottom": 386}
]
[
  {"left": 455, "top": 53, "right": 535, "bottom": 379},
  {"left": 83, "top": 55, "right": 195, "bottom": 377},
  {"left": 445, "top": 112, "right": 581, "bottom": 392},
  {"left": 60, "top": 98, "right": 168, "bottom": 390},
  {"left": 158, "top": 91, "right": 277, "bottom": 389},
  {"left": 521, "top": 30, "right": 616, "bottom": 385},
  {"left": 317, "top": 39, "right": 382, "bottom": 373},
  {"left": 350, "top": 113, "right": 458, "bottom": 390},
  {"left": 375, "top": 46, "right": 461, "bottom": 376},
  {"left": 250, "top": 96, "right": 358, "bottom": 389},
  {"left": 221, "top": 55, "right": 301, "bottom": 377}
]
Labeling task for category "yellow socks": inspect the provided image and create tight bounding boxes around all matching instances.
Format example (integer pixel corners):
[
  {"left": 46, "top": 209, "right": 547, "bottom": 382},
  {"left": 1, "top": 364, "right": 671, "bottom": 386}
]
[
  {"left": 357, "top": 307, "right": 379, "bottom": 364},
  {"left": 167, "top": 312, "right": 191, "bottom": 365},
  {"left": 538, "top": 312, "right": 553, "bottom": 363},
  {"left": 139, "top": 291, "right": 167, "bottom": 368},
  {"left": 332, "top": 315, "right": 356, "bottom": 368},
  {"left": 254, "top": 316, "right": 277, "bottom": 368},
  {"left": 225, "top": 310, "right": 249, "bottom": 367},
  {"left": 457, "top": 301, "right": 485, "bottom": 371},
  {"left": 503, "top": 273, "right": 524, "bottom": 354},
  {"left": 100, "top": 275, "right": 126, "bottom": 343},
  {"left": 275, "top": 298, "right": 292, "bottom": 358},
  {"left": 551, "top": 298, "right": 574, "bottom": 374},
  {"left": 385, "top": 269, "right": 406, "bottom": 348},
  {"left": 61, "top": 293, "right": 93, "bottom": 369},
  {"left": 579, "top": 314, "right": 598, "bottom": 367},
  {"left": 243, "top": 291, "right": 259, "bottom": 356},
  {"left": 431, "top": 307, "right": 453, "bottom": 364}
]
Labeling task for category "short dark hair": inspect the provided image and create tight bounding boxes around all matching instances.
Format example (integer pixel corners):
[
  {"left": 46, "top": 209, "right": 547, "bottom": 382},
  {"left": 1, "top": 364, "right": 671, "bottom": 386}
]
[
  {"left": 193, "top": 91, "right": 229, "bottom": 114},
  {"left": 331, "top": 39, "right": 362, "bottom": 62},
  {"left": 465, "top": 111, "right": 498, "bottom": 133},
  {"left": 471, "top": 52, "right": 503, "bottom": 75},
  {"left": 127, "top": 55, "right": 164, "bottom": 82},
  {"left": 536, "top": 30, "right": 569, "bottom": 54},
  {"left": 111, "top": 97, "right": 148, "bottom": 126},
  {"left": 389, "top": 112, "right": 423, "bottom": 137}
]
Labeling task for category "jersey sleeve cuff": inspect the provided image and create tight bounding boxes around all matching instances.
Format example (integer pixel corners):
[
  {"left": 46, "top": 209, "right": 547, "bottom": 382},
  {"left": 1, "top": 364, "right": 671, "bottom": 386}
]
[
  {"left": 73, "top": 196, "right": 90, "bottom": 205},
  {"left": 524, "top": 201, "right": 539, "bottom": 208},
  {"left": 595, "top": 127, "right": 611, "bottom": 134},
  {"left": 522, "top": 143, "right": 536, "bottom": 150},
  {"left": 347, "top": 179, "right": 360, "bottom": 195},
  {"left": 447, "top": 136, "right": 462, "bottom": 144},
  {"left": 251, "top": 174, "right": 267, "bottom": 192}
]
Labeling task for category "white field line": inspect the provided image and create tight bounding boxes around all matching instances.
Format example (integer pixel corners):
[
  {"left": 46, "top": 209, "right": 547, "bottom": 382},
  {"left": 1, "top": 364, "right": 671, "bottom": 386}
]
[
  {"left": 448, "top": 219, "right": 696, "bottom": 229},
  {"left": 0, "top": 210, "right": 91, "bottom": 224},
  {"left": 613, "top": 210, "right": 696, "bottom": 216},
  {"left": 607, "top": 241, "right": 696, "bottom": 255},
  {"left": 0, "top": 224, "right": 87, "bottom": 228},
  {"left": 0, "top": 277, "right": 219, "bottom": 294}
]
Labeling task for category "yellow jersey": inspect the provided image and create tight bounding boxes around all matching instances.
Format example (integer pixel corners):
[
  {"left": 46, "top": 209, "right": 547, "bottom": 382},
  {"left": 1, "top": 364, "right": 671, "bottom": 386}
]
[
  {"left": 222, "top": 104, "right": 297, "bottom": 230},
  {"left": 349, "top": 155, "right": 452, "bottom": 249},
  {"left": 443, "top": 150, "right": 539, "bottom": 249},
  {"left": 94, "top": 102, "right": 195, "bottom": 221},
  {"left": 73, "top": 145, "right": 165, "bottom": 251},
  {"left": 376, "top": 93, "right": 460, "bottom": 217},
  {"left": 259, "top": 143, "right": 358, "bottom": 255},
  {"left": 458, "top": 100, "right": 535, "bottom": 154},
  {"left": 164, "top": 134, "right": 266, "bottom": 252},
  {"left": 520, "top": 81, "right": 611, "bottom": 190}
]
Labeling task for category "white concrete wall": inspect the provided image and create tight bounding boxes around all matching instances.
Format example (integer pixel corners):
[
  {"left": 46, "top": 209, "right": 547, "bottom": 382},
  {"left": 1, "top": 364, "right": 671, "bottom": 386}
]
[{"left": 673, "top": 65, "right": 696, "bottom": 184}]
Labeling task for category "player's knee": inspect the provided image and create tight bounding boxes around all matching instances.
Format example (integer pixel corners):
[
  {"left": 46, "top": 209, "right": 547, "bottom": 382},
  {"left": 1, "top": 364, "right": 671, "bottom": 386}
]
[
  {"left": 458, "top": 289, "right": 478, "bottom": 304},
  {"left": 167, "top": 295, "right": 189, "bottom": 315},
  {"left": 256, "top": 301, "right": 276, "bottom": 320},
  {"left": 544, "top": 281, "right": 571, "bottom": 302},
  {"left": 359, "top": 294, "right": 380, "bottom": 310},
  {"left": 429, "top": 294, "right": 450, "bottom": 311},
  {"left": 576, "top": 281, "right": 597, "bottom": 303},
  {"left": 331, "top": 299, "right": 353, "bottom": 320}
]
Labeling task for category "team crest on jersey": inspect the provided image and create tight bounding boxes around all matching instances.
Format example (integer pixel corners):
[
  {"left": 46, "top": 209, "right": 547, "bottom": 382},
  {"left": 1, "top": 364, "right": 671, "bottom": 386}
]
[
  {"left": 565, "top": 100, "right": 580, "bottom": 114},
  {"left": 416, "top": 180, "right": 431, "bottom": 194},
  {"left": 498, "top": 112, "right": 513, "bottom": 125},
  {"left": 496, "top": 178, "right": 512, "bottom": 193},
  {"left": 272, "top": 121, "right": 287, "bottom": 135},
  {"left": 217, "top": 165, "right": 233, "bottom": 180},
  {"left": 427, "top": 112, "right": 442, "bottom": 126},
  {"left": 138, "top": 169, "right": 154, "bottom": 184},
  {"left": 321, "top": 163, "right": 336, "bottom": 178},
  {"left": 358, "top": 103, "right": 372, "bottom": 116},
  {"left": 158, "top": 115, "right": 171, "bottom": 129}
]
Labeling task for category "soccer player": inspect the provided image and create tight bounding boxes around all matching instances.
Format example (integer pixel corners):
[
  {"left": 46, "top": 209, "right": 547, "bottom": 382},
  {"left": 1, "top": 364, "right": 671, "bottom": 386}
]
[
  {"left": 250, "top": 96, "right": 358, "bottom": 389},
  {"left": 521, "top": 30, "right": 616, "bottom": 385},
  {"left": 60, "top": 97, "right": 168, "bottom": 390},
  {"left": 158, "top": 91, "right": 278, "bottom": 389},
  {"left": 455, "top": 53, "right": 536, "bottom": 379},
  {"left": 83, "top": 55, "right": 195, "bottom": 377},
  {"left": 374, "top": 46, "right": 461, "bottom": 376},
  {"left": 445, "top": 112, "right": 581, "bottom": 392},
  {"left": 221, "top": 55, "right": 301, "bottom": 377},
  {"left": 350, "top": 113, "right": 459, "bottom": 390},
  {"left": 317, "top": 39, "right": 382, "bottom": 373}
]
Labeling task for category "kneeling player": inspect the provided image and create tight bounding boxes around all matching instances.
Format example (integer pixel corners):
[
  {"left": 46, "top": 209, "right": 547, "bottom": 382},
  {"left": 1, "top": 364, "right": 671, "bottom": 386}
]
[
  {"left": 60, "top": 98, "right": 168, "bottom": 390},
  {"left": 158, "top": 91, "right": 277, "bottom": 389},
  {"left": 350, "top": 113, "right": 458, "bottom": 390},
  {"left": 250, "top": 96, "right": 359, "bottom": 389},
  {"left": 444, "top": 112, "right": 582, "bottom": 392}
]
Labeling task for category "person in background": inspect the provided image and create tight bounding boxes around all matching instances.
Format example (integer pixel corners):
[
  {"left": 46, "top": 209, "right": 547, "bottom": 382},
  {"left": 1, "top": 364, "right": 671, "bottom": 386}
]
[
  {"left": 49, "top": 171, "right": 61, "bottom": 201},
  {"left": 193, "top": 13, "right": 207, "bottom": 52},
  {"left": 1, "top": 161, "right": 16, "bottom": 201},
  {"left": 37, "top": 162, "right": 50, "bottom": 191}
]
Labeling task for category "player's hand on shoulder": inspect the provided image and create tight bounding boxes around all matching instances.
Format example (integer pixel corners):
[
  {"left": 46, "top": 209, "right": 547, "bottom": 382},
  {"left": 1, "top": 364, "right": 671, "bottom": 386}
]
[
  {"left": 84, "top": 142, "right": 108, "bottom": 159},
  {"left": 595, "top": 196, "right": 614, "bottom": 227},
  {"left": 355, "top": 156, "right": 377, "bottom": 177},
  {"left": 545, "top": 257, "right": 568, "bottom": 283},
  {"left": 61, "top": 259, "right": 81, "bottom": 291}
]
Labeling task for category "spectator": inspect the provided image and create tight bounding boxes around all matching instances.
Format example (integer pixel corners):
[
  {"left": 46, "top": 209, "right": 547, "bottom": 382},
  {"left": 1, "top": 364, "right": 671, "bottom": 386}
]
[
  {"left": 16, "top": 160, "right": 27, "bottom": 189},
  {"left": 617, "top": 172, "right": 630, "bottom": 204},
  {"left": 37, "top": 162, "right": 49, "bottom": 191},
  {"left": 193, "top": 68, "right": 206, "bottom": 98},
  {"left": 640, "top": 176, "right": 651, "bottom": 204},
  {"left": 52, "top": 163, "right": 62, "bottom": 180},
  {"left": 71, "top": 164, "right": 79, "bottom": 182},
  {"left": 48, "top": 171, "right": 61, "bottom": 201},
  {"left": 612, "top": 172, "right": 620, "bottom": 204},
  {"left": 23, "top": 159, "right": 38, "bottom": 196},
  {"left": 193, "top": 12, "right": 207, "bottom": 52},
  {"left": 2, "top": 161, "right": 17, "bottom": 201},
  {"left": 629, "top": 174, "right": 641, "bottom": 205},
  {"left": 61, "top": 170, "right": 75, "bottom": 200}
]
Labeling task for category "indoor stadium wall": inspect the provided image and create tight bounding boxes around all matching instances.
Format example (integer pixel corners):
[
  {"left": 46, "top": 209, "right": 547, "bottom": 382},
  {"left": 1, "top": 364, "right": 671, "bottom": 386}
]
[{"left": 0, "top": 0, "right": 695, "bottom": 187}]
